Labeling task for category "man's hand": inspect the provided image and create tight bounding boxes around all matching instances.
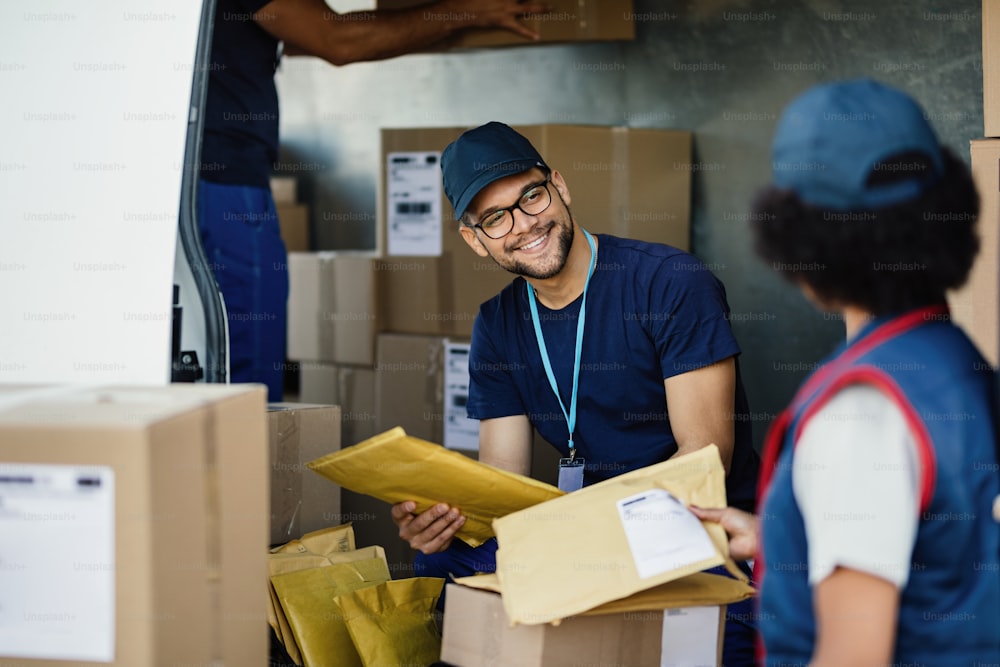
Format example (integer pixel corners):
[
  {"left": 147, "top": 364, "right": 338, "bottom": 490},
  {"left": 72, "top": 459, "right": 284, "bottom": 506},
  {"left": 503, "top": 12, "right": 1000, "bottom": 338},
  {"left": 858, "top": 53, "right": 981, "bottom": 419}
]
[
  {"left": 391, "top": 500, "right": 466, "bottom": 554},
  {"left": 689, "top": 505, "right": 758, "bottom": 562},
  {"left": 456, "top": 0, "right": 551, "bottom": 40}
]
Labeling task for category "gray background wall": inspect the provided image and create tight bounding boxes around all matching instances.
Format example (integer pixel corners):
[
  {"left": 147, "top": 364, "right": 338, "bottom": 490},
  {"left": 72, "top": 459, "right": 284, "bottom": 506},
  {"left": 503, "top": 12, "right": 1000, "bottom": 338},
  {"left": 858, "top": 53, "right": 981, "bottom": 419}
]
[{"left": 274, "top": 0, "right": 984, "bottom": 449}]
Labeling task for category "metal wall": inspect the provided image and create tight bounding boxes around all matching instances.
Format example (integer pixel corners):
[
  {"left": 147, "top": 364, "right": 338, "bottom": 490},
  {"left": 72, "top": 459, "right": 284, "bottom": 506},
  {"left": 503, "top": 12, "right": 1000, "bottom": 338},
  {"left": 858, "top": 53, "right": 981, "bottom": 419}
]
[{"left": 275, "top": 0, "right": 983, "bottom": 448}]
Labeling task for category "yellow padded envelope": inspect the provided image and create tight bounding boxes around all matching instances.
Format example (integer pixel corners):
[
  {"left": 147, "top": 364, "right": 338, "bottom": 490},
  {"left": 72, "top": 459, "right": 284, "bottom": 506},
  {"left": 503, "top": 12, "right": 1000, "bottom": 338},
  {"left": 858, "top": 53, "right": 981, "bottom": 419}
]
[
  {"left": 493, "top": 445, "right": 743, "bottom": 625},
  {"left": 307, "top": 427, "right": 564, "bottom": 547}
]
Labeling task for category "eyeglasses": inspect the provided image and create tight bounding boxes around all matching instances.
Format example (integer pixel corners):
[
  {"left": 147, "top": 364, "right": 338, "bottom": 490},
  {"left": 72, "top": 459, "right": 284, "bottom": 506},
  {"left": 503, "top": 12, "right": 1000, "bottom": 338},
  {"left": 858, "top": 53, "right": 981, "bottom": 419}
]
[{"left": 470, "top": 176, "right": 553, "bottom": 239}]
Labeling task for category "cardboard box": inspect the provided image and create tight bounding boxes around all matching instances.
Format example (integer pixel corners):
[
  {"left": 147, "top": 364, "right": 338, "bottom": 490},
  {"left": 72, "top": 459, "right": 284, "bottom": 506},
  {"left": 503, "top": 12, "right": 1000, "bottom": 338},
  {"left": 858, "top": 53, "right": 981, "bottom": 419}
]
[
  {"left": 277, "top": 203, "right": 310, "bottom": 252},
  {"left": 379, "top": 125, "right": 692, "bottom": 337},
  {"left": 375, "top": 255, "right": 474, "bottom": 336},
  {"left": 985, "top": 0, "right": 1000, "bottom": 137},
  {"left": 287, "top": 252, "right": 378, "bottom": 365},
  {"left": 377, "top": 0, "right": 634, "bottom": 49},
  {"left": 440, "top": 584, "right": 664, "bottom": 667},
  {"left": 271, "top": 176, "right": 298, "bottom": 204},
  {"left": 0, "top": 384, "right": 268, "bottom": 667},
  {"left": 949, "top": 139, "right": 999, "bottom": 365},
  {"left": 268, "top": 403, "right": 342, "bottom": 546},
  {"left": 374, "top": 333, "right": 447, "bottom": 443}
]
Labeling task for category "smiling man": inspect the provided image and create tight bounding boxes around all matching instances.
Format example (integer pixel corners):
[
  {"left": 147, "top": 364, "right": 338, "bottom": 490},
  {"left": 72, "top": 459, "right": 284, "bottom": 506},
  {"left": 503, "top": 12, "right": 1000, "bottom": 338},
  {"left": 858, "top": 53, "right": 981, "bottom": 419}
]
[{"left": 390, "top": 121, "right": 762, "bottom": 666}]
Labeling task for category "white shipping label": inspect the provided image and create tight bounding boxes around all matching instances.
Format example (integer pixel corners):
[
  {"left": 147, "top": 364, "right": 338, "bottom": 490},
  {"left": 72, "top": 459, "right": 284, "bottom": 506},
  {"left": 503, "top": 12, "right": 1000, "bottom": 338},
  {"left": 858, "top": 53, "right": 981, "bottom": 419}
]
[
  {"left": 0, "top": 464, "right": 115, "bottom": 662},
  {"left": 387, "top": 151, "right": 443, "bottom": 256},
  {"left": 443, "top": 341, "right": 480, "bottom": 451},
  {"left": 617, "top": 488, "right": 716, "bottom": 579},
  {"left": 661, "top": 606, "right": 721, "bottom": 667}
]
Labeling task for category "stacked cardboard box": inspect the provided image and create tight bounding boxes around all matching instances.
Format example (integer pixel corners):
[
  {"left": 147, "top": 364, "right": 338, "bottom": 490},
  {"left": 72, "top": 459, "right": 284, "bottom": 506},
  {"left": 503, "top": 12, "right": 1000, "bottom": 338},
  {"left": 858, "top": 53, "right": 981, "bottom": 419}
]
[
  {"left": 267, "top": 403, "right": 342, "bottom": 546},
  {"left": 272, "top": 175, "right": 310, "bottom": 252},
  {"left": 0, "top": 384, "right": 268, "bottom": 667},
  {"left": 949, "top": 3, "right": 1000, "bottom": 365}
]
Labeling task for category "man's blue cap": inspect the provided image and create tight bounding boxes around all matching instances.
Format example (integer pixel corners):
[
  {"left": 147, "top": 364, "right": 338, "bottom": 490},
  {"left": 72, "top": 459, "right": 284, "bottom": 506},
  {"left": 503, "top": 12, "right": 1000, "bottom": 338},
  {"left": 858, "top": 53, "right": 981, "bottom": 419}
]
[
  {"left": 442, "top": 122, "right": 548, "bottom": 220},
  {"left": 771, "top": 78, "right": 944, "bottom": 211}
]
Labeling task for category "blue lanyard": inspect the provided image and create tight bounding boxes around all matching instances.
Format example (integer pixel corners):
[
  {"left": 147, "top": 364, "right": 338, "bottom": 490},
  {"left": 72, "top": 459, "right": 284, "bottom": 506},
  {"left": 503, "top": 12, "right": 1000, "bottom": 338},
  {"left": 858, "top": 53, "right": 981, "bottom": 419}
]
[{"left": 525, "top": 229, "right": 597, "bottom": 457}]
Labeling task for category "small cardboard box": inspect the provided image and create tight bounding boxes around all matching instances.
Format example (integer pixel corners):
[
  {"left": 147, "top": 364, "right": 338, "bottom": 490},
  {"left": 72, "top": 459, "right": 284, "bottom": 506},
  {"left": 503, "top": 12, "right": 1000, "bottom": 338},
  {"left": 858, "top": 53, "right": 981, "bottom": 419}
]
[
  {"left": 376, "top": 0, "right": 634, "bottom": 49},
  {"left": 276, "top": 203, "right": 310, "bottom": 252},
  {"left": 297, "top": 362, "right": 377, "bottom": 448},
  {"left": 287, "top": 252, "right": 378, "bottom": 365},
  {"left": 267, "top": 403, "right": 342, "bottom": 546},
  {"left": 0, "top": 384, "right": 268, "bottom": 667},
  {"left": 948, "top": 139, "right": 1000, "bottom": 365},
  {"left": 270, "top": 176, "right": 298, "bottom": 204},
  {"left": 440, "top": 583, "right": 664, "bottom": 667}
]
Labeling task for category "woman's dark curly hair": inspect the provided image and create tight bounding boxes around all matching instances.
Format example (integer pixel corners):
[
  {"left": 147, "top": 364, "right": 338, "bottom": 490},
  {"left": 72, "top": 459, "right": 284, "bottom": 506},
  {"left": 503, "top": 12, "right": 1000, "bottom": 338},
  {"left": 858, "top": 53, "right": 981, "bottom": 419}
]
[{"left": 750, "top": 146, "right": 979, "bottom": 316}]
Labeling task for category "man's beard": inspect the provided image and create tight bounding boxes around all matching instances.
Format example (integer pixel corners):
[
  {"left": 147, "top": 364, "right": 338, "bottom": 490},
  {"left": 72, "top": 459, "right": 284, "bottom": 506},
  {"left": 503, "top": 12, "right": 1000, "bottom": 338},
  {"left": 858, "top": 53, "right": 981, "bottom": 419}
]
[{"left": 488, "top": 213, "right": 575, "bottom": 280}]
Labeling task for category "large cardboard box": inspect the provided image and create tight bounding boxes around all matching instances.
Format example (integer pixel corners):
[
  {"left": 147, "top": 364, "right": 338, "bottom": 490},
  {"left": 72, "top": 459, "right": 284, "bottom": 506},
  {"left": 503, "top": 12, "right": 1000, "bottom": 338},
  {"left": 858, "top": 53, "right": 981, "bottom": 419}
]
[
  {"left": 440, "top": 584, "right": 664, "bottom": 667},
  {"left": 0, "top": 384, "right": 268, "bottom": 667},
  {"left": 949, "top": 139, "right": 999, "bottom": 365},
  {"left": 379, "top": 125, "right": 692, "bottom": 337},
  {"left": 268, "top": 403, "right": 342, "bottom": 546},
  {"left": 287, "top": 252, "right": 378, "bottom": 365},
  {"left": 375, "top": 255, "right": 472, "bottom": 336},
  {"left": 985, "top": 0, "right": 1000, "bottom": 137},
  {"left": 377, "top": 0, "right": 634, "bottom": 49}
]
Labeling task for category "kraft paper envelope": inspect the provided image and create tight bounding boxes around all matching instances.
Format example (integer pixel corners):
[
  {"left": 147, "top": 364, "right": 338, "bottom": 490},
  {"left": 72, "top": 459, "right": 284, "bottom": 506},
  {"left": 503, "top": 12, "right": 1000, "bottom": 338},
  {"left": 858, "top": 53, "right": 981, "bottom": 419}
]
[
  {"left": 493, "top": 445, "right": 743, "bottom": 625},
  {"left": 307, "top": 427, "right": 564, "bottom": 547},
  {"left": 271, "top": 555, "right": 391, "bottom": 667},
  {"left": 454, "top": 571, "right": 755, "bottom": 616},
  {"left": 267, "top": 545, "right": 385, "bottom": 664},
  {"left": 270, "top": 522, "right": 356, "bottom": 556},
  {"left": 334, "top": 577, "right": 445, "bottom": 667},
  {"left": 265, "top": 523, "right": 360, "bottom": 658}
]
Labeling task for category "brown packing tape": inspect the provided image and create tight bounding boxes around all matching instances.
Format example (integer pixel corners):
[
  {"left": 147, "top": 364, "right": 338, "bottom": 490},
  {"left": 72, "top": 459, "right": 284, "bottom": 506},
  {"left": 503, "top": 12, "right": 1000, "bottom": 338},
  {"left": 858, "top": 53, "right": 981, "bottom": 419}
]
[
  {"left": 610, "top": 127, "right": 629, "bottom": 238},
  {"left": 438, "top": 242, "right": 456, "bottom": 331},
  {"left": 200, "top": 405, "right": 224, "bottom": 660},
  {"left": 272, "top": 409, "right": 304, "bottom": 544},
  {"left": 424, "top": 338, "right": 443, "bottom": 432},
  {"left": 317, "top": 258, "right": 337, "bottom": 362}
]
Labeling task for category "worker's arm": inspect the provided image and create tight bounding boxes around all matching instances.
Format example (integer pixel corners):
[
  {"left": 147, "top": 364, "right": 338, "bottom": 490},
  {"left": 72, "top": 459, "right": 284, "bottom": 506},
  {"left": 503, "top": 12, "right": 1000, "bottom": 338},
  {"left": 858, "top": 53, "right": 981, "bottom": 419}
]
[
  {"left": 477, "top": 413, "right": 533, "bottom": 475},
  {"left": 254, "top": 0, "right": 549, "bottom": 66},
  {"left": 808, "top": 567, "right": 899, "bottom": 667},
  {"left": 391, "top": 414, "right": 532, "bottom": 553},
  {"left": 663, "top": 356, "right": 736, "bottom": 474}
]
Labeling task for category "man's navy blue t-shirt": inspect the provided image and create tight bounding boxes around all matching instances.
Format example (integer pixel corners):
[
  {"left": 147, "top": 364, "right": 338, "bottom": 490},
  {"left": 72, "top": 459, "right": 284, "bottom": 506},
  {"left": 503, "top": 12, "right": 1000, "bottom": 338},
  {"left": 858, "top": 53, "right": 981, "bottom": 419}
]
[
  {"left": 201, "top": 0, "right": 280, "bottom": 187},
  {"left": 467, "top": 234, "right": 759, "bottom": 511}
]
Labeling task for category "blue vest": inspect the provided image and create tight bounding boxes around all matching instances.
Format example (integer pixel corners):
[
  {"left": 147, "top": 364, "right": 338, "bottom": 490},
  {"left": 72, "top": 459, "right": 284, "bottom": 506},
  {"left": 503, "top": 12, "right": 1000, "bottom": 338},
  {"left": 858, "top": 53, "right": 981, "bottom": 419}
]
[{"left": 758, "top": 306, "right": 1000, "bottom": 666}]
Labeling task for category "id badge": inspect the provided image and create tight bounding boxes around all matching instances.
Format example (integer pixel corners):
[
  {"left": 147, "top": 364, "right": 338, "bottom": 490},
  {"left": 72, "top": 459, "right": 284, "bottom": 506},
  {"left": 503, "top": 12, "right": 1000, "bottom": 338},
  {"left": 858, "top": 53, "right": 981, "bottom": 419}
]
[{"left": 557, "top": 457, "right": 585, "bottom": 492}]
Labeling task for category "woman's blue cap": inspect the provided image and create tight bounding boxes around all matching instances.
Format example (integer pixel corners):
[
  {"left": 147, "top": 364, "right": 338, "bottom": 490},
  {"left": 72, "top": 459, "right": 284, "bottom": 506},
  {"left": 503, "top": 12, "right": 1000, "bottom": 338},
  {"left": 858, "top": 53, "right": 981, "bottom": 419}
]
[{"left": 771, "top": 78, "right": 944, "bottom": 211}]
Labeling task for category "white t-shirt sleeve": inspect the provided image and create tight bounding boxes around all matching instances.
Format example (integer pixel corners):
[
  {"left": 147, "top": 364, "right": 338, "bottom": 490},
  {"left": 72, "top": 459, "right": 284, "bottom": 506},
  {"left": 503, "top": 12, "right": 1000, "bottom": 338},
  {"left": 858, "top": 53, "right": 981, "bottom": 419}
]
[{"left": 792, "top": 384, "right": 921, "bottom": 589}]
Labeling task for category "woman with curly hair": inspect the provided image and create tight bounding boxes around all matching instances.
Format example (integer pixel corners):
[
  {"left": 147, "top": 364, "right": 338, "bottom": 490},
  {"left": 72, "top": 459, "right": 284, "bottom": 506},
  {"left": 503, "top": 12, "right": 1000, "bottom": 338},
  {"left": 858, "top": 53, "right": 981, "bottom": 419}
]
[{"left": 694, "top": 78, "right": 1000, "bottom": 667}]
